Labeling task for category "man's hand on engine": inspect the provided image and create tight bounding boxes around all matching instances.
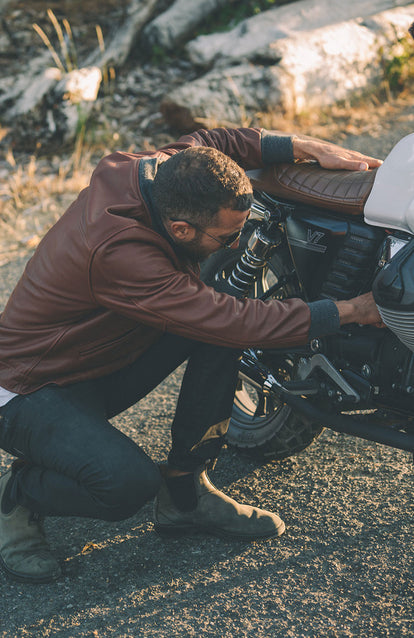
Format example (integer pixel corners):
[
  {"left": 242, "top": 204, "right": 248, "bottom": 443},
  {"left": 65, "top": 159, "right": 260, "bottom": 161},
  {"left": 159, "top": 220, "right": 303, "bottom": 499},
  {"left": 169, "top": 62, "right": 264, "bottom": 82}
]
[
  {"left": 335, "top": 292, "right": 385, "bottom": 327},
  {"left": 292, "top": 136, "right": 383, "bottom": 171}
]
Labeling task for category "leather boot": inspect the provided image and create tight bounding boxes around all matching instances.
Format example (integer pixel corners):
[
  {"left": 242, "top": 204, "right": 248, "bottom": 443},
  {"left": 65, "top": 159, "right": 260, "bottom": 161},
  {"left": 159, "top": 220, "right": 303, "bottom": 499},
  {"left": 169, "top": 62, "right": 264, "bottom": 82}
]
[
  {"left": 0, "top": 470, "right": 61, "bottom": 583},
  {"left": 154, "top": 467, "right": 285, "bottom": 540}
]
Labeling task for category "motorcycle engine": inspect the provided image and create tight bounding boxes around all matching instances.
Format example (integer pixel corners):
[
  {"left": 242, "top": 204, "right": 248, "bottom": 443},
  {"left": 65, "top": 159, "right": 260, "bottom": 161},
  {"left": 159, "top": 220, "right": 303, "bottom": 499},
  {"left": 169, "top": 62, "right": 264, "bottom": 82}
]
[
  {"left": 373, "top": 235, "right": 414, "bottom": 351},
  {"left": 297, "top": 232, "right": 414, "bottom": 411}
]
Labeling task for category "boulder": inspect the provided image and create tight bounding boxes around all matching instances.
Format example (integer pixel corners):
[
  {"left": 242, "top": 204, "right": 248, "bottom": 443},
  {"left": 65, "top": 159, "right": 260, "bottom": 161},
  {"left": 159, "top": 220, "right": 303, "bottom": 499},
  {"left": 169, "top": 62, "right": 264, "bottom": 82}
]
[
  {"left": 161, "top": 63, "right": 284, "bottom": 130},
  {"left": 161, "top": 5, "right": 414, "bottom": 130},
  {"left": 187, "top": 0, "right": 413, "bottom": 67}
]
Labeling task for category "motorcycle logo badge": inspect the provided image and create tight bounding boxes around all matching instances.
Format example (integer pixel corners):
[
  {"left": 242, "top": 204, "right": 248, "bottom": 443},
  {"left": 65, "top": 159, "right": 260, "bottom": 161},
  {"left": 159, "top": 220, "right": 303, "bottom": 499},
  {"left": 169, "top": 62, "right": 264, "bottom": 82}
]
[
  {"left": 290, "top": 228, "right": 327, "bottom": 253},
  {"left": 306, "top": 229, "right": 327, "bottom": 252}
]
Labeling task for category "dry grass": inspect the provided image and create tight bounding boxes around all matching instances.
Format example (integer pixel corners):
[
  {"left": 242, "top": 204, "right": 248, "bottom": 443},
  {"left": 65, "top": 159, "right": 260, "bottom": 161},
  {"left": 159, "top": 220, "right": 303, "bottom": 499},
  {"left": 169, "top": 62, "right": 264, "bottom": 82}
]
[
  {"left": 0, "top": 145, "right": 94, "bottom": 266},
  {"left": 1, "top": 88, "right": 413, "bottom": 268},
  {"left": 254, "top": 90, "right": 412, "bottom": 140}
]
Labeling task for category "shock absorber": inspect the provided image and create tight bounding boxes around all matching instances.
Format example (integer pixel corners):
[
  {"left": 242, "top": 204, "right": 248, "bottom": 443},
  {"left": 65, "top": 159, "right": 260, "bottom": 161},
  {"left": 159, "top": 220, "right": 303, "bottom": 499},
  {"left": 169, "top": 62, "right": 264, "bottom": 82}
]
[{"left": 227, "top": 220, "right": 283, "bottom": 296}]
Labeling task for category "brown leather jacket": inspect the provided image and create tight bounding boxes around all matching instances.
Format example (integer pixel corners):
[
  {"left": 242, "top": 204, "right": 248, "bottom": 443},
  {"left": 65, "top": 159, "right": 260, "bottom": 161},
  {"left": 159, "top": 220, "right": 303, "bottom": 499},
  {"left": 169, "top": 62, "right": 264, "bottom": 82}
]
[{"left": 0, "top": 128, "right": 338, "bottom": 394}]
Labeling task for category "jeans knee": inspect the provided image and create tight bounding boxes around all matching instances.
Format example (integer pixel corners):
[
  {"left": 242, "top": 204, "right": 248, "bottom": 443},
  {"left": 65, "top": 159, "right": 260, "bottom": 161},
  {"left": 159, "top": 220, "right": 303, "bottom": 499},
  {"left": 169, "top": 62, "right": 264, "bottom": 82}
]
[{"left": 90, "top": 455, "right": 161, "bottom": 521}]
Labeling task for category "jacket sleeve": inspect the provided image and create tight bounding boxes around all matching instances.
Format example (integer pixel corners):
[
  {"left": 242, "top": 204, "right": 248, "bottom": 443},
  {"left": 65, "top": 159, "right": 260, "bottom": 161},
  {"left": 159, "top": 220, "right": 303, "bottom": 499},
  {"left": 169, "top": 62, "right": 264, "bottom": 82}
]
[
  {"left": 156, "top": 127, "right": 295, "bottom": 171},
  {"left": 90, "top": 230, "right": 312, "bottom": 349}
]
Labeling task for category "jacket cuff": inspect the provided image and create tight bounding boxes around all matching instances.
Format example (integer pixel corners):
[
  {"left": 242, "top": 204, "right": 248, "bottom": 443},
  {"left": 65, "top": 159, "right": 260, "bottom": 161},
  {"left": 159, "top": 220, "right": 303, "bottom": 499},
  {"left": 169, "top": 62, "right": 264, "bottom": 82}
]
[
  {"left": 308, "top": 300, "right": 340, "bottom": 340},
  {"left": 261, "top": 131, "right": 295, "bottom": 164}
]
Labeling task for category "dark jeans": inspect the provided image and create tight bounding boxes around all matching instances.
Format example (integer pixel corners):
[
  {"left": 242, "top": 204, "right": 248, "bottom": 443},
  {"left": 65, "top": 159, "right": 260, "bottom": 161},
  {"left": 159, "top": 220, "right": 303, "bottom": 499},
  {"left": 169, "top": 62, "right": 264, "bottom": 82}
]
[{"left": 0, "top": 334, "right": 240, "bottom": 521}]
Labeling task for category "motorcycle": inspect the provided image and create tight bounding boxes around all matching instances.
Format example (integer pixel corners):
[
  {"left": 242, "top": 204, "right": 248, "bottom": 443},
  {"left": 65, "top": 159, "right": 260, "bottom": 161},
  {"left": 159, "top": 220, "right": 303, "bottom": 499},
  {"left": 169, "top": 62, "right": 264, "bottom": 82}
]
[{"left": 201, "top": 133, "right": 414, "bottom": 462}]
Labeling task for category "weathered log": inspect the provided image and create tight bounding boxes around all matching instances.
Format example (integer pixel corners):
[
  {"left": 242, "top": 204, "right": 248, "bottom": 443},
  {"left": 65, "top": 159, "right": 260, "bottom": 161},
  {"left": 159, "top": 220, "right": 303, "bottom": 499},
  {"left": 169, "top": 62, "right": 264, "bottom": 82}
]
[
  {"left": 143, "top": 0, "right": 230, "bottom": 50},
  {"left": 0, "top": 52, "right": 55, "bottom": 114},
  {"left": 0, "top": 0, "right": 160, "bottom": 149},
  {"left": 162, "top": 5, "right": 414, "bottom": 130},
  {"left": 85, "top": 0, "right": 160, "bottom": 68},
  {"left": 1, "top": 0, "right": 159, "bottom": 118},
  {"left": 187, "top": 0, "right": 413, "bottom": 67},
  {"left": 2, "top": 66, "right": 102, "bottom": 151}
]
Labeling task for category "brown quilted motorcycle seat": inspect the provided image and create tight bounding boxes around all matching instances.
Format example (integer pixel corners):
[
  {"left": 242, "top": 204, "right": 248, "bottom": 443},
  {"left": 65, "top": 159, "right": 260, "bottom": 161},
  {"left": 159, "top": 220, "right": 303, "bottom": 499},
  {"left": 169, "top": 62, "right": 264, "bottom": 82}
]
[{"left": 248, "top": 161, "right": 378, "bottom": 216}]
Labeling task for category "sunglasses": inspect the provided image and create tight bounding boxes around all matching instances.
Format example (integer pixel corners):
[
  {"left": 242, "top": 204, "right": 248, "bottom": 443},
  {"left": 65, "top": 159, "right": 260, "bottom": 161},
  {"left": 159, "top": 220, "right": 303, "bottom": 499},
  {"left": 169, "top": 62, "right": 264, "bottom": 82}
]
[{"left": 169, "top": 218, "right": 243, "bottom": 249}]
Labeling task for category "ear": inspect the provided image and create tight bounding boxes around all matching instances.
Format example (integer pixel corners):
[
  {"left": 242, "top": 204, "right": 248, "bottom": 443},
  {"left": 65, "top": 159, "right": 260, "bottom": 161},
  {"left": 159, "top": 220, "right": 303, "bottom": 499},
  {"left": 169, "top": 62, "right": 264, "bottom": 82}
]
[{"left": 169, "top": 220, "right": 196, "bottom": 242}]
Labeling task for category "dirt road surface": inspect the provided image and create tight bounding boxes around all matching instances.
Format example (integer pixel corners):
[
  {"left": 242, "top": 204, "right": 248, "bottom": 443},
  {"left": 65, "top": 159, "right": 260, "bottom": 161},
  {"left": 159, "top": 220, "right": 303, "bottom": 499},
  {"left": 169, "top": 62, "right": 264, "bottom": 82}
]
[{"left": 0, "top": 113, "right": 413, "bottom": 637}]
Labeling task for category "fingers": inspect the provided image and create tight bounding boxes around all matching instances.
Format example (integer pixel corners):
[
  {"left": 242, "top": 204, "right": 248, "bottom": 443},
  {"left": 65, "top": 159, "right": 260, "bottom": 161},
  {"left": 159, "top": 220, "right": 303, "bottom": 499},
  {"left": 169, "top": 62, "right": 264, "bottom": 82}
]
[
  {"left": 360, "top": 156, "right": 383, "bottom": 168},
  {"left": 318, "top": 156, "right": 367, "bottom": 171},
  {"left": 318, "top": 153, "right": 383, "bottom": 172},
  {"left": 292, "top": 137, "right": 383, "bottom": 171}
]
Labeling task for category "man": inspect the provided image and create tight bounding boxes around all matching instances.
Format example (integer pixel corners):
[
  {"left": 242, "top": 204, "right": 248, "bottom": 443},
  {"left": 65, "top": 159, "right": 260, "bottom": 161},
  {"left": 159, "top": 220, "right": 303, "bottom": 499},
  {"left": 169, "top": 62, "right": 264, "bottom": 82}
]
[{"left": 0, "top": 127, "right": 382, "bottom": 583}]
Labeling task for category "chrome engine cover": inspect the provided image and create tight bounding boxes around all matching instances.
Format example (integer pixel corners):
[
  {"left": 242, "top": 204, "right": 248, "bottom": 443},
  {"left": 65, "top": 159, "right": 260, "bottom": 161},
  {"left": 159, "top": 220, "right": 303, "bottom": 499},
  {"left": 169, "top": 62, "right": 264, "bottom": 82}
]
[{"left": 373, "top": 236, "right": 414, "bottom": 352}]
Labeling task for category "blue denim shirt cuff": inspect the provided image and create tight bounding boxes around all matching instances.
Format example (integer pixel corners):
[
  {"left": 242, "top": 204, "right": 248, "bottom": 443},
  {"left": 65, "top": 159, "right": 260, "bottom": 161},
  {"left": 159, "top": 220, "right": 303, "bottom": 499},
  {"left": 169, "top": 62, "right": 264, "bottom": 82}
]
[
  {"left": 308, "top": 300, "right": 340, "bottom": 340},
  {"left": 261, "top": 132, "right": 295, "bottom": 164}
]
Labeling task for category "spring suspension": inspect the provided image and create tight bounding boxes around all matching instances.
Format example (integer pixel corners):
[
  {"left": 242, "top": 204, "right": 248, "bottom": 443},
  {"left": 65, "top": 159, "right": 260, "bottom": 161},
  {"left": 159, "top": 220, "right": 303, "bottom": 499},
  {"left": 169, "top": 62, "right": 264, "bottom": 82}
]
[{"left": 227, "top": 222, "right": 282, "bottom": 296}]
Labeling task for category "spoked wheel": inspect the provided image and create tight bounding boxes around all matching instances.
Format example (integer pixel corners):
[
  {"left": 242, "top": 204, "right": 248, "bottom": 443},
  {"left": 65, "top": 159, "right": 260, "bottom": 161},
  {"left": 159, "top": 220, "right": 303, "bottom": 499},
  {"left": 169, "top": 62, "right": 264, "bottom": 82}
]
[{"left": 201, "top": 243, "right": 322, "bottom": 461}]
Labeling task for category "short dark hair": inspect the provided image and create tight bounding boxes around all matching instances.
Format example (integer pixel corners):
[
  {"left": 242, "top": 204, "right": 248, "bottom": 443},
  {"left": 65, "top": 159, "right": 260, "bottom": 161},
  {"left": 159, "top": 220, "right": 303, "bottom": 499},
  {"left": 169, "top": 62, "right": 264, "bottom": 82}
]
[{"left": 152, "top": 146, "right": 253, "bottom": 226}]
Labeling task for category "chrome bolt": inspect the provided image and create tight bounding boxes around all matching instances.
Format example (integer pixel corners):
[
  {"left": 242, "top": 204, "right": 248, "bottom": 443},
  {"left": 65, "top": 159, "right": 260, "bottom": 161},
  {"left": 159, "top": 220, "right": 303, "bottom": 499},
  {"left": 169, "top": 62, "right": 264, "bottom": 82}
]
[
  {"left": 361, "top": 364, "right": 371, "bottom": 378},
  {"left": 310, "top": 339, "right": 322, "bottom": 353}
]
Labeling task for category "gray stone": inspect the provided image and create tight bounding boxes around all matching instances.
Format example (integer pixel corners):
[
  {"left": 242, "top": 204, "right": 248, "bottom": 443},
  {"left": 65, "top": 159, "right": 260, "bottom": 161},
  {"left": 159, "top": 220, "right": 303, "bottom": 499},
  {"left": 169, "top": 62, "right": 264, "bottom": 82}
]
[
  {"left": 161, "top": 63, "right": 284, "bottom": 130},
  {"left": 187, "top": 0, "right": 413, "bottom": 67},
  {"left": 162, "top": 5, "right": 414, "bottom": 129}
]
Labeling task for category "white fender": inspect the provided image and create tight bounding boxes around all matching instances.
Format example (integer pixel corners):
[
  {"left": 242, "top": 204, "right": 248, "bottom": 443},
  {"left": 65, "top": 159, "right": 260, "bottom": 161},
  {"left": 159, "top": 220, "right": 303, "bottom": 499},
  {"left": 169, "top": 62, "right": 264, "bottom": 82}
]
[{"left": 364, "top": 133, "right": 414, "bottom": 235}]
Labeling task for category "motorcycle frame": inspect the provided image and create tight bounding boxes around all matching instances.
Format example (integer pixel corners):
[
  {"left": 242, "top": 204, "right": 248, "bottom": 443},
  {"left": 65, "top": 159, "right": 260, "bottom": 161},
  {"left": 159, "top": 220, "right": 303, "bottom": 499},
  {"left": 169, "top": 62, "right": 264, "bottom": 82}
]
[{"left": 231, "top": 197, "right": 414, "bottom": 457}]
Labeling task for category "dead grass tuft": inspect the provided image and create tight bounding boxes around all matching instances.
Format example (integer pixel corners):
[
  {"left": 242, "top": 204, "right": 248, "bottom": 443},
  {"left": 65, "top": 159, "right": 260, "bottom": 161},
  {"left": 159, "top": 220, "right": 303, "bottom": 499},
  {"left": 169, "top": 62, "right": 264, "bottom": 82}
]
[
  {"left": 1, "top": 87, "right": 413, "bottom": 268},
  {"left": 0, "top": 148, "right": 94, "bottom": 266}
]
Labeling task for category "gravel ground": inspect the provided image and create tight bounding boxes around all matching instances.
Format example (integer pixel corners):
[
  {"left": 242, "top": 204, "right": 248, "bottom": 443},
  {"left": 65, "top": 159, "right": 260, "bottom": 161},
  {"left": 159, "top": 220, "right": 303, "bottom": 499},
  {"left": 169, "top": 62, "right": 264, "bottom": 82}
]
[{"left": 0, "top": 109, "right": 414, "bottom": 637}]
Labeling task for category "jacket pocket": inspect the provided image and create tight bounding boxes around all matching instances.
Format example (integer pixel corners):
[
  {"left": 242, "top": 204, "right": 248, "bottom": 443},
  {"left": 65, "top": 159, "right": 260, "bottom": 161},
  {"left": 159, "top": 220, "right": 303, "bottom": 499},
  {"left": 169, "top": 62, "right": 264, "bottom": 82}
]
[{"left": 79, "top": 326, "right": 140, "bottom": 358}]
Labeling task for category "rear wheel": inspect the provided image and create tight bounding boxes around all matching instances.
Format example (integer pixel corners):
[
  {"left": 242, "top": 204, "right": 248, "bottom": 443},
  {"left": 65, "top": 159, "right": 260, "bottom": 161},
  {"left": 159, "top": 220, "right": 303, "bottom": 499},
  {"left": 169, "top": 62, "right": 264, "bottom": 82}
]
[
  {"left": 201, "top": 242, "right": 322, "bottom": 461},
  {"left": 228, "top": 370, "right": 323, "bottom": 461}
]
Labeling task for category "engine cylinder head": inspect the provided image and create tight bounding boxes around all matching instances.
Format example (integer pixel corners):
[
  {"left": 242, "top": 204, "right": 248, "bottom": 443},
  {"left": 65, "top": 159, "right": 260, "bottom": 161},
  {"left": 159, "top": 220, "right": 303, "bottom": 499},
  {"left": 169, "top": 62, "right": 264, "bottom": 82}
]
[
  {"left": 373, "top": 237, "right": 414, "bottom": 352},
  {"left": 377, "top": 306, "right": 414, "bottom": 352}
]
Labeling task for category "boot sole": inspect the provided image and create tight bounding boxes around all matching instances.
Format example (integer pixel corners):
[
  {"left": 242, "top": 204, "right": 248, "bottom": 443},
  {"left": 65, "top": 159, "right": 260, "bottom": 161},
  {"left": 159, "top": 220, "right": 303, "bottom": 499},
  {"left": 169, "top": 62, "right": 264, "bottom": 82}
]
[
  {"left": 0, "top": 556, "right": 61, "bottom": 584},
  {"left": 154, "top": 520, "right": 285, "bottom": 540}
]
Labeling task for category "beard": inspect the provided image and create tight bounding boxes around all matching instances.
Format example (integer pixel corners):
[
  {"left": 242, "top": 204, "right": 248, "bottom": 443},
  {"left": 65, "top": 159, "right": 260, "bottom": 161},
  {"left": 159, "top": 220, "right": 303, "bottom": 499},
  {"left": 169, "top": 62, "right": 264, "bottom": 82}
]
[{"left": 175, "top": 235, "right": 217, "bottom": 262}]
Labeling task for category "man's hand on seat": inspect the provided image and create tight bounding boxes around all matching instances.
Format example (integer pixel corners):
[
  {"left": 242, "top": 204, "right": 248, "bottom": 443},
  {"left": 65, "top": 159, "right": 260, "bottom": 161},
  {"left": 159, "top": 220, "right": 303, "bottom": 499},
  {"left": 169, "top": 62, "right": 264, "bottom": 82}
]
[{"left": 292, "top": 135, "right": 383, "bottom": 171}]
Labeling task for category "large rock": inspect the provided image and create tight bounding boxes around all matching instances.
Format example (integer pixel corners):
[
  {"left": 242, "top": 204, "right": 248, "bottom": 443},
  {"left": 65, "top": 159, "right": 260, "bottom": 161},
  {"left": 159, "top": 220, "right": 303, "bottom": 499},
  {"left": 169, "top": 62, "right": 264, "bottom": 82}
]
[
  {"left": 187, "top": 0, "right": 413, "bottom": 67},
  {"left": 161, "top": 63, "right": 285, "bottom": 130},
  {"left": 161, "top": 5, "right": 414, "bottom": 130}
]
